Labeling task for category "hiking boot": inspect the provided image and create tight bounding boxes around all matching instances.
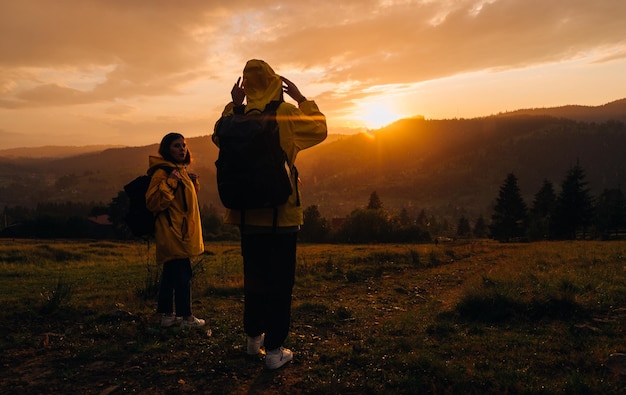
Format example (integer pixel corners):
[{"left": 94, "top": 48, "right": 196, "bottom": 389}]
[
  {"left": 265, "top": 347, "right": 293, "bottom": 370},
  {"left": 180, "top": 316, "right": 205, "bottom": 328},
  {"left": 247, "top": 333, "right": 265, "bottom": 355},
  {"left": 160, "top": 315, "right": 182, "bottom": 328}
]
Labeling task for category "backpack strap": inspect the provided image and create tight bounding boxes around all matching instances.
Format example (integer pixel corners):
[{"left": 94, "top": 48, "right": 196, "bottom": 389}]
[
  {"left": 269, "top": 99, "right": 284, "bottom": 232},
  {"left": 265, "top": 99, "right": 282, "bottom": 113},
  {"left": 244, "top": 99, "right": 282, "bottom": 115},
  {"left": 149, "top": 165, "right": 177, "bottom": 228},
  {"left": 292, "top": 166, "right": 300, "bottom": 207}
]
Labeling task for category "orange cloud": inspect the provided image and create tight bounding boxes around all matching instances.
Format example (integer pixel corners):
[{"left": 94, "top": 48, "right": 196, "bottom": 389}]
[{"left": 0, "top": 0, "right": 625, "bottom": 148}]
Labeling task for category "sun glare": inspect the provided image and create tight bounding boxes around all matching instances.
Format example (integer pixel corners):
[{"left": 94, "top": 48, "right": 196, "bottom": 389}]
[{"left": 355, "top": 101, "right": 403, "bottom": 129}]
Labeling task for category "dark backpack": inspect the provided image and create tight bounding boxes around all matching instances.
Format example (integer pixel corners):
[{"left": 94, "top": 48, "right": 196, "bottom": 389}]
[
  {"left": 214, "top": 100, "right": 296, "bottom": 212},
  {"left": 123, "top": 166, "right": 172, "bottom": 237}
]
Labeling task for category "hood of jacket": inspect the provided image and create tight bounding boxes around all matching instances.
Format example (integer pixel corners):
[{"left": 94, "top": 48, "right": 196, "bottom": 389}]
[
  {"left": 243, "top": 59, "right": 283, "bottom": 113},
  {"left": 148, "top": 155, "right": 178, "bottom": 174}
]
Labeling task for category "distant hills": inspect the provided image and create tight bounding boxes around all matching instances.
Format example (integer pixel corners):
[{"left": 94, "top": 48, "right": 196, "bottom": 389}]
[
  {"left": 496, "top": 98, "right": 626, "bottom": 123},
  {"left": 0, "top": 145, "right": 124, "bottom": 159},
  {"left": 1, "top": 99, "right": 625, "bottom": 223}
]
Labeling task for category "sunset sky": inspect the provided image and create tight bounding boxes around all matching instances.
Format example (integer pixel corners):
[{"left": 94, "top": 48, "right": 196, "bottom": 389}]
[{"left": 1, "top": 0, "right": 625, "bottom": 150}]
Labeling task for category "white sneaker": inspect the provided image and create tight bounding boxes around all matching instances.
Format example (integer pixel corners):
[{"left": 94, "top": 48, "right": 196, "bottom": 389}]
[
  {"left": 247, "top": 333, "right": 265, "bottom": 355},
  {"left": 180, "top": 316, "right": 205, "bottom": 328},
  {"left": 265, "top": 347, "right": 293, "bottom": 369},
  {"left": 160, "top": 315, "right": 182, "bottom": 328}
]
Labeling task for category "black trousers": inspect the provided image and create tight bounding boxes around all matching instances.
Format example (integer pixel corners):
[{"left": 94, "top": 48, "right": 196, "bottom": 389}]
[
  {"left": 241, "top": 231, "right": 297, "bottom": 351},
  {"left": 156, "top": 258, "right": 193, "bottom": 318}
]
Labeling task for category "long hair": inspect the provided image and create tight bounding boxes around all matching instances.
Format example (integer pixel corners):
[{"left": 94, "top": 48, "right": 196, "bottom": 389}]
[{"left": 158, "top": 132, "right": 192, "bottom": 165}]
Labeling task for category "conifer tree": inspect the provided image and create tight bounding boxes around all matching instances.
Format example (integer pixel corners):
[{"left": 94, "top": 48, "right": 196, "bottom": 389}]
[
  {"left": 489, "top": 173, "right": 528, "bottom": 241},
  {"left": 416, "top": 209, "right": 429, "bottom": 227},
  {"left": 528, "top": 179, "right": 556, "bottom": 240},
  {"left": 367, "top": 191, "right": 383, "bottom": 210},
  {"left": 553, "top": 161, "right": 594, "bottom": 239}
]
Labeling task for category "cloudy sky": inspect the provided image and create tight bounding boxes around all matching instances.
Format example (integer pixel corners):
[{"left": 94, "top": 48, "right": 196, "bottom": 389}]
[{"left": 1, "top": 0, "right": 625, "bottom": 149}]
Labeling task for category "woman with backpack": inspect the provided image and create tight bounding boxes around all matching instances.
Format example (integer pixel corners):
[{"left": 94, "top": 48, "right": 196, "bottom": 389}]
[
  {"left": 146, "top": 132, "right": 206, "bottom": 328},
  {"left": 212, "top": 59, "right": 327, "bottom": 369}
]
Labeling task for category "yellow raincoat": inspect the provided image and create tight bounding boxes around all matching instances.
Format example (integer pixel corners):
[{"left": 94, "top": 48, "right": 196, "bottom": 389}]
[
  {"left": 145, "top": 155, "right": 204, "bottom": 264},
  {"left": 212, "top": 59, "right": 327, "bottom": 228}
]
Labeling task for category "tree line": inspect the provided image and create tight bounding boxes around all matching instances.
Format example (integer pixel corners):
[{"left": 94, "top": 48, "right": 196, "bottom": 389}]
[
  {"left": 2, "top": 160, "right": 624, "bottom": 243},
  {"left": 298, "top": 161, "right": 625, "bottom": 243},
  {"left": 489, "top": 161, "right": 625, "bottom": 241}
]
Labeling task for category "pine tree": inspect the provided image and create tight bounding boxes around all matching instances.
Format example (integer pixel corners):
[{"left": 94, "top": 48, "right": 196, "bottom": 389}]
[
  {"left": 489, "top": 173, "right": 528, "bottom": 241},
  {"left": 528, "top": 179, "right": 556, "bottom": 240},
  {"left": 416, "top": 209, "right": 429, "bottom": 227},
  {"left": 553, "top": 161, "right": 594, "bottom": 239},
  {"left": 367, "top": 191, "right": 383, "bottom": 210}
]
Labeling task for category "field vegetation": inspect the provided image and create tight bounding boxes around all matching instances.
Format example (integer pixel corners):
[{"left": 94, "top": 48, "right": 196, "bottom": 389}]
[{"left": 1, "top": 239, "right": 625, "bottom": 394}]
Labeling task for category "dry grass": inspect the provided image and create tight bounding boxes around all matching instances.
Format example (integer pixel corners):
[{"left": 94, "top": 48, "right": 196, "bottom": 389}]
[{"left": 0, "top": 239, "right": 625, "bottom": 394}]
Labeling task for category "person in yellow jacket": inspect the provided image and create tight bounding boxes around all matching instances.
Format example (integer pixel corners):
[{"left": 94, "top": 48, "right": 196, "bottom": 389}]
[
  {"left": 146, "top": 132, "right": 206, "bottom": 328},
  {"left": 212, "top": 59, "right": 327, "bottom": 369}
]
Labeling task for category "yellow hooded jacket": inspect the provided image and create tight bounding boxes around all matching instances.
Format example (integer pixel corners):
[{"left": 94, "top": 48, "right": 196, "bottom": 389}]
[
  {"left": 212, "top": 59, "right": 327, "bottom": 229},
  {"left": 145, "top": 155, "right": 204, "bottom": 264}
]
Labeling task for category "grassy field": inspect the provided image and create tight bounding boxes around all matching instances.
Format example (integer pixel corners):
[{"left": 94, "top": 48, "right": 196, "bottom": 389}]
[{"left": 0, "top": 239, "right": 625, "bottom": 394}]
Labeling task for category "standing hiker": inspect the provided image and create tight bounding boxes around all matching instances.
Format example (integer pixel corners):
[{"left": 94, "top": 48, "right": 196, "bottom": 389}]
[
  {"left": 146, "top": 132, "right": 206, "bottom": 328},
  {"left": 212, "top": 59, "right": 327, "bottom": 369}
]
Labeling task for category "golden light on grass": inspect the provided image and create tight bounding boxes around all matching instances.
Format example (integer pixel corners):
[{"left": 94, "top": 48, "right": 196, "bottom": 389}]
[{"left": 1, "top": 239, "right": 625, "bottom": 393}]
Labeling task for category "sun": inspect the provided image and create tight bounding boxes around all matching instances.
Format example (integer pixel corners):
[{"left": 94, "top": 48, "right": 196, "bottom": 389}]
[{"left": 354, "top": 100, "right": 403, "bottom": 129}]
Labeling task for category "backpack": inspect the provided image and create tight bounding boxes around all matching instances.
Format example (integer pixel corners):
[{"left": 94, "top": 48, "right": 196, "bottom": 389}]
[
  {"left": 214, "top": 100, "right": 296, "bottom": 213},
  {"left": 123, "top": 166, "right": 172, "bottom": 237}
]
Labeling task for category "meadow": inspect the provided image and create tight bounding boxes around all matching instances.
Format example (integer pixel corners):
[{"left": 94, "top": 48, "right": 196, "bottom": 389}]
[{"left": 0, "top": 239, "right": 624, "bottom": 394}]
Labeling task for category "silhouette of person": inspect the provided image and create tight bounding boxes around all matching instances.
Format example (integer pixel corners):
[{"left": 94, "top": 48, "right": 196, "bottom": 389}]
[{"left": 212, "top": 59, "right": 327, "bottom": 369}]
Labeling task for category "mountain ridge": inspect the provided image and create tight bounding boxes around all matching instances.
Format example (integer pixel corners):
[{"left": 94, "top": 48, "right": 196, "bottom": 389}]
[
  {"left": 0, "top": 145, "right": 125, "bottom": 159},
  {"left": 2, "top": 98, "right": 624, "bottom": 159},
  {"left": 495, "top": 98, "right": 626, "bottom": 122},
  {"left": 1, "top": 99, "right": 625, "bottom": 223}
]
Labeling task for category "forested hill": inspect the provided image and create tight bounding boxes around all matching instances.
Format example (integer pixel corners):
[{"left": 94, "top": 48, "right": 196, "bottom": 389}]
[
  {"left": 496, "top": 98, "right": 626, "bottom": 123},
  {"left": 297, "top": 115, "right": 626, "bottom": 219},
  {"left": 0, "top": 145, "right": 124, "bottom": 159},
  {"left": 1, "top": 99, "right": 625, "bottom": 222}
]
